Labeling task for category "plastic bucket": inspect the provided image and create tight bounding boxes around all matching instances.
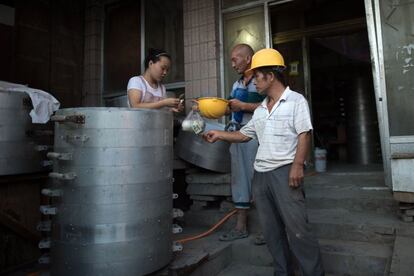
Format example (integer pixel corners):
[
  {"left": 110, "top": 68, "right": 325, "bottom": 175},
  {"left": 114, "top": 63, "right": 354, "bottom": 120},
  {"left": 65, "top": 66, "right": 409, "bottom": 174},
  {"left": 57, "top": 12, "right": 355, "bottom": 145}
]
[{"left": 314, "top": 147, "right": 327, "bottom": 172}]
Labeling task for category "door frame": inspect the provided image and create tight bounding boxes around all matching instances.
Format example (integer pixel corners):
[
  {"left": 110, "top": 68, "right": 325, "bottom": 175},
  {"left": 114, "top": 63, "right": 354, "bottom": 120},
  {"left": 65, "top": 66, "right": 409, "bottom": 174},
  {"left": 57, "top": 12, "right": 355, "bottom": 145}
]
[
  {"left": 220, "top": 0, "right": 391, "bottom": 173},
  {"left": 364, "top": 0, "right": 395, "bottom": 188}
]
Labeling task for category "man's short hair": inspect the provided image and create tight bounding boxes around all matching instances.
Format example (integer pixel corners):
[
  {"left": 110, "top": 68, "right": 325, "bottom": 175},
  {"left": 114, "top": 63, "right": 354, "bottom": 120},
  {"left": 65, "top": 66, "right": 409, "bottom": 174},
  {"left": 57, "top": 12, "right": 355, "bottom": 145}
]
[
  {"left": 255, "top": 66, "right": 287, "bottom": 86},
  {"left": 232, "top": 44, "right": 254, "bottom": 58}
]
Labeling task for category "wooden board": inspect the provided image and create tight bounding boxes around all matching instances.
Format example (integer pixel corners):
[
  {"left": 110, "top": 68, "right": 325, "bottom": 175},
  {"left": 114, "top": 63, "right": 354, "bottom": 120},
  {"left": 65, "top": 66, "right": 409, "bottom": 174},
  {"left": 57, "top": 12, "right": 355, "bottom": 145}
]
[{"left": 394, "top": 191, "right": 414, "bottom": 203}]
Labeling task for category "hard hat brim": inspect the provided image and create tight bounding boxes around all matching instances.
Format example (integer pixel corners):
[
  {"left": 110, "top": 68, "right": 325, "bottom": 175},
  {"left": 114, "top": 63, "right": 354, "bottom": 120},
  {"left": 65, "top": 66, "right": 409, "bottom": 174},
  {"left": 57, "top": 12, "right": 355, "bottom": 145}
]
[{"left": 245, "top": 64, "right": 286, "bottom": 74}]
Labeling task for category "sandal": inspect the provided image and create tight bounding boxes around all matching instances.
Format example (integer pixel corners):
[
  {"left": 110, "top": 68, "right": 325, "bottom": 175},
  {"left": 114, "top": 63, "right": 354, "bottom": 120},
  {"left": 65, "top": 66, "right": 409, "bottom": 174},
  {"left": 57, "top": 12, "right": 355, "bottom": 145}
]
[
  {"left": 254, "top": 233, "right": 266, "bottom": 245},
  {"left": 219, "top": 229, "right": 249, "bottom": 241}
]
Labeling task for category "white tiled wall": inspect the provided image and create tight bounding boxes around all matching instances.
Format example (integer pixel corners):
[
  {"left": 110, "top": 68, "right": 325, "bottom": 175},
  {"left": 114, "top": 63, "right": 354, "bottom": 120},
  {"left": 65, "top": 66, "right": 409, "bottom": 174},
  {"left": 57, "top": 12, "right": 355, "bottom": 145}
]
[{"left": 183, "top": 0, "right": 220, "bottom": 105}]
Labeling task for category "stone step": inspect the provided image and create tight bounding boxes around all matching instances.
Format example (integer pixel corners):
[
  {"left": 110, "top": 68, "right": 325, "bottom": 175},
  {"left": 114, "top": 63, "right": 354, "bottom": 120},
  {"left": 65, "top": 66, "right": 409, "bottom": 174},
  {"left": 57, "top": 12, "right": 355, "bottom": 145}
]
[
  {"left": 319, "top": 239, "right": 392, "bottom": 276},
  {"left": 305, "top": 171, "right": 385, "bottom": 187},
  {"left": 229, "top": 234, "right": 392, "bottom": 275},
  {"left": 162, "top": 228, "right": 232, "bottom": 276},
  {"left": 216, "top": 263, "right": 338, "bottom": 276},
  {"left": 308, "top": 208, "right": 396, "bottom": 244},
  {"left": 186, "top": 184, "right": 396, "bottom": 213},
  {"left": 308, "top": 208, "right": 414, "bottom": 242},
  {"left": 168, "top": 225, "right": 392, "bottom": 276},
  {"left": 229, "top": 235, "right": 392, "bottom": 275},
  {"left": 217, "top": 263, "right": 274, "bottom": 276},
  {"left": 389, "top": 236, "right": 414, "bottom": 275},
  {"left": 184, "top": 207, "right": 414, "bottom": 243},
  {"left": 230, "top": 235, "right": 273, "bottom": 267},
  {"left": 305, "top": 185, "right": 397, "bottom": 213}
]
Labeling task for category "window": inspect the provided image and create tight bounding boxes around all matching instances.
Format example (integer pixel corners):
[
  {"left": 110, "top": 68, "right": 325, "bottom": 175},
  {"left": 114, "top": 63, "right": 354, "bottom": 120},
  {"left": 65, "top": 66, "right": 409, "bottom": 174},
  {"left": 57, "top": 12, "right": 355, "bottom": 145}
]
[
  {"left": 223, "top": 7, "right": 265, "bottom": 97},
  {"left": 104, "top": 0, "right": 141, "bottom": 94},
  {"left": 145, "top": 0, "right": 184, "bottom": 85}
]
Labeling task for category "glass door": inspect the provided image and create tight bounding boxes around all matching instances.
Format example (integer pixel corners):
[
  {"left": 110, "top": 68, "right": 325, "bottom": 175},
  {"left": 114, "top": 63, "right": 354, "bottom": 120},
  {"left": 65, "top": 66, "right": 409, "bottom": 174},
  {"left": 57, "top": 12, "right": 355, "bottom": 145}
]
[{"left": 222, "top": 7, "right": 266, "bottom": 98}]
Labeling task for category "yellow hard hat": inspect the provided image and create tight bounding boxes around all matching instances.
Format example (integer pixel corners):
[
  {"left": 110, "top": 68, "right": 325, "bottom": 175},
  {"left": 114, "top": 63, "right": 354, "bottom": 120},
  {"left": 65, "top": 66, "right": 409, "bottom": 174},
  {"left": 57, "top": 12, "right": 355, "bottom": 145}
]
[
  {"left": 248, "top": 48, "right": 286, "bottom": 72},
  {"left": 197, "top": 97, "right": 229, "bottom": 119}
]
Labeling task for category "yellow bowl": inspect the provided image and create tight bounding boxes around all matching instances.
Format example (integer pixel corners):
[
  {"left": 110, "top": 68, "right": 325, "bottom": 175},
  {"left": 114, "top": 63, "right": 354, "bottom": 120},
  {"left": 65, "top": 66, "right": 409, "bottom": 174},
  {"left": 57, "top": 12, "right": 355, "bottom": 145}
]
[{"left": 197, "top": 97, "right": 229, "bottom": 119}]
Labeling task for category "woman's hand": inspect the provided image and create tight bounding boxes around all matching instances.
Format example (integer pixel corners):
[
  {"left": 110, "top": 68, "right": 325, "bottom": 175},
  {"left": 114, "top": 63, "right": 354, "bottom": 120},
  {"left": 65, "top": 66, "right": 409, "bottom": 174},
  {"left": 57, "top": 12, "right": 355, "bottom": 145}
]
[
  {"left": 170, "top": 102, "right": 184, "bottom": 113},
  {"left": 162, "top": 97, "right": 181, "bottom": 107},
  {"left": 168, "top": 97, "right": 185, "bottom": 112},
  {"left": 177, "top": 99, "right": 185, "bottom": 111}
]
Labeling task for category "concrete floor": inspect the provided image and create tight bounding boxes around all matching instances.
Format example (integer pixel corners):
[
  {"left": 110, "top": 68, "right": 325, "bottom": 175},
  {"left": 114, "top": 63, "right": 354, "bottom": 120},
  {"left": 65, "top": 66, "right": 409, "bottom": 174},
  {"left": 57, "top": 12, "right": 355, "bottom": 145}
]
[
  {"left": 10, "top": 164, "right": 414, "bottom": 276},
  {"left": 165, "top": 164, "right": 414, "bottom": 276}
]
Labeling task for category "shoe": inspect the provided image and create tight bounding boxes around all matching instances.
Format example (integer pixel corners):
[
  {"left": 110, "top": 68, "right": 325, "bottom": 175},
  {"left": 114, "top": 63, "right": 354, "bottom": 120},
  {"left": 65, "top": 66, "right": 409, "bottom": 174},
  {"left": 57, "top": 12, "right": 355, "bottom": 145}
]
[
  {"left": 219, "top": 229, "right": 248, "bottom": 241},
  {"left": 254, "top": 233, "right": 266, "bottom": 245}
]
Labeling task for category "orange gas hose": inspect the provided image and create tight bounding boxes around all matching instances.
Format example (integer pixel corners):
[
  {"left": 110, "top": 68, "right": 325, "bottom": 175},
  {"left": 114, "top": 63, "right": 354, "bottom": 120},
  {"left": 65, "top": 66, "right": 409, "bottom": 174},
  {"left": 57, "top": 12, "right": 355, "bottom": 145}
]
[{"left": 174, "top": 208, "right": 238, "bottom": 244}]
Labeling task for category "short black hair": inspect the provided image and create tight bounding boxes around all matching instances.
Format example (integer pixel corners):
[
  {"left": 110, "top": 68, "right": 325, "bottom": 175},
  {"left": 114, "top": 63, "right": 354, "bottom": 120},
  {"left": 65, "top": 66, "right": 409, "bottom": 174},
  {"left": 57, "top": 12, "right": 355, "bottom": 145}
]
[
  {"left": 144, "top": 48, "right": 171, "bottom": 69},
  {"left": 255, "top": 66, "right": 286, "bottom": 86}
]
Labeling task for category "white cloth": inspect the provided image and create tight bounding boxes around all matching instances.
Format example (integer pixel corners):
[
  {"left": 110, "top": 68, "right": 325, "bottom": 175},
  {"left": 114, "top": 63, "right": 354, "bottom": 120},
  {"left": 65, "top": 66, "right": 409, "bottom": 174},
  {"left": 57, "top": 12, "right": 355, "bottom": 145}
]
[
  {"left": 240, "top": 86, "right": 313, "bottom": 172},
  {"left": 0, "top": 81, "right": 60, "bottom": 123},
  {"left": 127, "top": 76, "right": 166, "bottom": 107}
]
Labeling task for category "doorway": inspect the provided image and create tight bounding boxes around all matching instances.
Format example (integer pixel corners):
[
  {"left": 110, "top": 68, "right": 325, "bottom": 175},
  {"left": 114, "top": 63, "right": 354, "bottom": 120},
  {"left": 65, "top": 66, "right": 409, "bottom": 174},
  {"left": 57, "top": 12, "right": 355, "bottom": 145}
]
[
  {"left": 270, "top": 0, "right": 382, "bottom": 168},
  {"left": 309, "top": 31, "right": 381, "bottom": 166}
]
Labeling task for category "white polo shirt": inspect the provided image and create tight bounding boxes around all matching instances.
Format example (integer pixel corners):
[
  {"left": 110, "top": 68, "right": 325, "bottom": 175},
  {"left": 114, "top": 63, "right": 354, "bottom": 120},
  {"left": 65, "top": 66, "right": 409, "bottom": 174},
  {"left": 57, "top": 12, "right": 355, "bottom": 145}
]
[{"left": 240, "top": 86, "right": 313, "bottom": 172}]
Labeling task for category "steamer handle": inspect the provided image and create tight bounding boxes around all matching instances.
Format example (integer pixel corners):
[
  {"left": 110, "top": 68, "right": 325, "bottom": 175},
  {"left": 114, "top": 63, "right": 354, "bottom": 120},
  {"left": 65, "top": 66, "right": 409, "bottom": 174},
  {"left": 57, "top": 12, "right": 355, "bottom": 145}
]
[
  {"left": 50, "top": 114, "right": 85, "bottom": 124},
  {"left": 49, "top": 172, "right": 76, "bottom": 180},
  {"left": 46, "top": 152, "right": 72, "bottom": 160}
]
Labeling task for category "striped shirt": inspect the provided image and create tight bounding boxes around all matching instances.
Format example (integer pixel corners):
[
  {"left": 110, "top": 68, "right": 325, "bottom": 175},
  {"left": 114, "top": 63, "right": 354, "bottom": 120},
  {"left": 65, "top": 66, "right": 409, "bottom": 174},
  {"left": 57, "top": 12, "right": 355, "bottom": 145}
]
[
  {"left": 240, "top": 86, "right": 313, "bottom": 172},
  {"left": 230, "top": 76, "right": 262, "bottom": 125}
]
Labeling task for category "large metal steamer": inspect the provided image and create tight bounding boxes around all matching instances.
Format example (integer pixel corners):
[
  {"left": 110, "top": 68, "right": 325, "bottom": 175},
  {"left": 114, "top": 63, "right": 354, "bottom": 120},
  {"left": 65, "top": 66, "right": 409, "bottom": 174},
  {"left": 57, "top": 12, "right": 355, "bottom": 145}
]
[
  {"left": 47, "top": 108, "right": 174, "bottom": 275},
  {"left": 0, "top": 89, "right": 50, "bottom": 175},
  {"left": 175, "top": 122, "right": 231, "bottom": 173}
]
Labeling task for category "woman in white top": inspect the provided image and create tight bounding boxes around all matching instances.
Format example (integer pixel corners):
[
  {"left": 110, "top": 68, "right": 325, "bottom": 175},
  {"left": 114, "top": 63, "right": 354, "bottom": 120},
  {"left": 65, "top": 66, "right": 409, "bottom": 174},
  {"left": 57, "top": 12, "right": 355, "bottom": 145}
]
[{"left": 127, "top": 49, "right": 182, "bottom": 112}]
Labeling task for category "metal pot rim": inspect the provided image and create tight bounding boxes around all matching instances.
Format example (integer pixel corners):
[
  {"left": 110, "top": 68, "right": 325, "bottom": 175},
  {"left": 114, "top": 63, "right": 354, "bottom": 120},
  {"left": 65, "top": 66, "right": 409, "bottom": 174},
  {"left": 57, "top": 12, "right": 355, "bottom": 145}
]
[{"left": 57, "top": 107, "right": 171, "bottom": 115}]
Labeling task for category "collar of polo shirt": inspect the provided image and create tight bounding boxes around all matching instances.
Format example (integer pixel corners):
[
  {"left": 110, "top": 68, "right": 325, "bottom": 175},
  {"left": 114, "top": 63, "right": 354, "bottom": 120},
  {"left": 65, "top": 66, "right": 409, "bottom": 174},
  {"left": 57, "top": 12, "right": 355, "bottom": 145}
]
[{"left": 260, "top": 86, "right": 292, "bottom": 109}]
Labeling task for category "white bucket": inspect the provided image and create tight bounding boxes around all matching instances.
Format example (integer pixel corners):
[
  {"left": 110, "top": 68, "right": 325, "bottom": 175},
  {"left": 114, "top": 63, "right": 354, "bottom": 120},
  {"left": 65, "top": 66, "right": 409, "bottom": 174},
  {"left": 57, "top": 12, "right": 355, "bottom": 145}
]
[{"left": 314, "top": 147, "right": 327, "bottom": 172}]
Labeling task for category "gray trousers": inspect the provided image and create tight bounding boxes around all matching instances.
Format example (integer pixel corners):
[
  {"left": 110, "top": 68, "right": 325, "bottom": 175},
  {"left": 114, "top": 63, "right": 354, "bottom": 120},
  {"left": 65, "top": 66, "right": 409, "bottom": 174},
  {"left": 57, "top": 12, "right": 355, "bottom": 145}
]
[
  {"left": 229, "top": 139, "right": 258, "bottom": 209},
  {"left": 252, "top": 164, "right": 324, "bottom": 276}
]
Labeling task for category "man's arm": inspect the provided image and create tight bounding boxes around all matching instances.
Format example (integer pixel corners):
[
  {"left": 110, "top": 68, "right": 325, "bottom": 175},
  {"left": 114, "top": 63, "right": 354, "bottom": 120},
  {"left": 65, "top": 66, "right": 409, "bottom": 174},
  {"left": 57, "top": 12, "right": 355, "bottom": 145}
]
[
  {"left": 203, "top": 130, "right": 252, "bottom": 143},
  {"left": 228, "top": 99, "right": 261, "bottom": 113},
  {"left": 289, "top": 131, "right": 311, "bottom": 188}
]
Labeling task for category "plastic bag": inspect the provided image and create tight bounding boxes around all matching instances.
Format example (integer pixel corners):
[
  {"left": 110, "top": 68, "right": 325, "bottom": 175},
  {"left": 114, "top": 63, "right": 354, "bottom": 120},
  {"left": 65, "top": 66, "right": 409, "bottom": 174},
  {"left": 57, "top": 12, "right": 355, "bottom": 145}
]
[{"left": 182, "top": 110, "right": 206, "bottom": 135}]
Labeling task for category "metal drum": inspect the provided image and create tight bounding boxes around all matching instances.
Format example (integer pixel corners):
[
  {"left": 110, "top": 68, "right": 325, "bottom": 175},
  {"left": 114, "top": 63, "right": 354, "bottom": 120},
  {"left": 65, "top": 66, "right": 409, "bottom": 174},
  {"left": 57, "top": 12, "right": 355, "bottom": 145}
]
[
  {"left": 48, "top": 108, "right": 174, "bottom": 275},
  {"left": 175, "top": 122, "right": 231, "bottom": 173},
  {"left": 346, "top": 77, "right": 382, "bottom": 164},
  {"left": 0, "top": 89, "right": 50, "bottom": 175}
]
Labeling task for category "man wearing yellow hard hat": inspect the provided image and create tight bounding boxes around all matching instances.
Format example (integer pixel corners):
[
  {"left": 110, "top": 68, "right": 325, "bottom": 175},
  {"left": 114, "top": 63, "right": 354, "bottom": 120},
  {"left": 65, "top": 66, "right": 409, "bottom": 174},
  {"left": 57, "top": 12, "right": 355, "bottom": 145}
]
[{"left": 204, "top": 48, "right": 324, "bottom": 275}]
